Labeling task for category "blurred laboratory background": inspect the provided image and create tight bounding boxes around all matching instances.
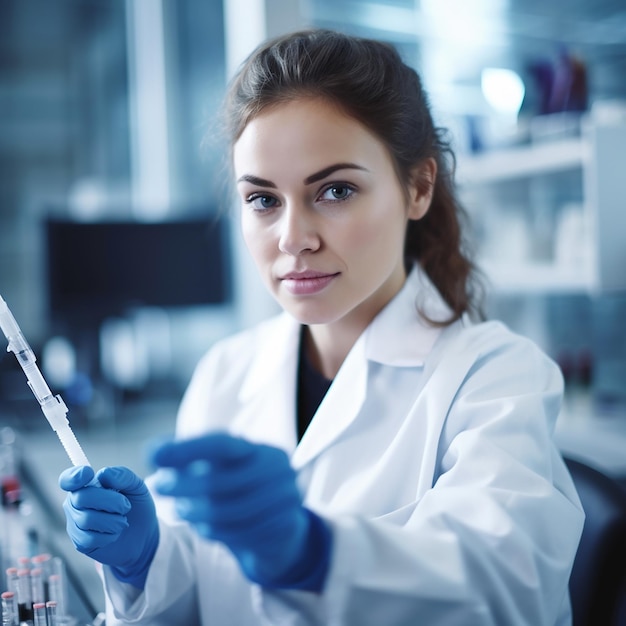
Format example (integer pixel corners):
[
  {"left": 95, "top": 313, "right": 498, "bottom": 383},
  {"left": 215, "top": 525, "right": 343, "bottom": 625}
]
[{"left": 0, "top": 0, "right": 625, "bottom": 620}]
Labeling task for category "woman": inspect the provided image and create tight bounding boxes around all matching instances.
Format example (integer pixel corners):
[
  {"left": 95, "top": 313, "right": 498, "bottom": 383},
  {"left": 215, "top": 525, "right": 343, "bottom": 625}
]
[{"left": 60, "top": 29, "right": 583, "bottom": 625}]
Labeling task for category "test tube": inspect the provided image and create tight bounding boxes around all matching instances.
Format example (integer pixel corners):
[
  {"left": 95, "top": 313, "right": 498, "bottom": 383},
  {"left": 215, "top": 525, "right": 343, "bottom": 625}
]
[
  {"left": 4, "top": 568, "right": 18, "bottom": 619},
  {"left": 45, "top": 600, "right": 58, "bottom": 626},
  {"left": 16, "top": 557, "right": 29, "bottom": 570},
  {"left": 47, "top": 572, "right": 68, "bottom": 623},
  {"left": 31, "top": 554, "right": 52, "bottom": 601},
  {"left": 49, "top": 556, "right": 68, "bottom": 618},
  {"left": 16, "top": 568, "right": 32, "bottom": 624},
  {"left": 1, "top": 591, "right": 18, "bottom": 626},
  {"left": 32, "top": 601, "right": 46, "bottom": 626},
  {"left": 30, "top": 567, "right": 45, "bottom": 606},
  {"left": 4, "top": 568, "right": 18, "bottom": 595}
]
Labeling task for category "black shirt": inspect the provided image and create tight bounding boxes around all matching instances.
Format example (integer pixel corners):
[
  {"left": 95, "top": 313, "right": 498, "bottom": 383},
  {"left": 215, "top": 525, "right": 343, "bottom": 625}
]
[{"left": 296, "top": 327, "right": 333, "bottom": 442}]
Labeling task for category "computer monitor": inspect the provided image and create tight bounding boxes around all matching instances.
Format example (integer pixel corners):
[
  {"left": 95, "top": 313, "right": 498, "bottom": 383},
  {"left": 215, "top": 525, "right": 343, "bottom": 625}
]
[{"left": 44, "top": 216, "right": 231, "bottom": 328}]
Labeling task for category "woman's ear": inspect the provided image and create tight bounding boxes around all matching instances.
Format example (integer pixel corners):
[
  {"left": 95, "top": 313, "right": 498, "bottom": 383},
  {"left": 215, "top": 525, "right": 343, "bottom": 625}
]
[{"left": 407, "top": 157, "right": 437, "bottom": 220}]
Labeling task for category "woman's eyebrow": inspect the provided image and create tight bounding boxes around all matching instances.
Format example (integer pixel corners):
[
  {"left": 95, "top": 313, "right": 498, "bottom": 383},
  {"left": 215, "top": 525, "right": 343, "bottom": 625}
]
[
  {"left": 304, "top": 163, "right": 368, "bottom": 185},
  {"left": 236, "top": 163, "right": 368, "bottom": 188},
  {"left": 237, "top": 174, "right": 276, "bottom": 188}
]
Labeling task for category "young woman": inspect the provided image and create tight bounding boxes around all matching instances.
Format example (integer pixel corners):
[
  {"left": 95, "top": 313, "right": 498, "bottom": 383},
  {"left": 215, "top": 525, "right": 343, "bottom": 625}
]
[{"left": 60, "top": 29, "right": 583, "bottom": 625}]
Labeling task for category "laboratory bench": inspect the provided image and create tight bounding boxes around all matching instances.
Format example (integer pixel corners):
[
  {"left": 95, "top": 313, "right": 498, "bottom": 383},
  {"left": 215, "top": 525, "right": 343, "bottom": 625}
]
[{"left": 2, "top": 389, "right": 626, "bottom": 622}]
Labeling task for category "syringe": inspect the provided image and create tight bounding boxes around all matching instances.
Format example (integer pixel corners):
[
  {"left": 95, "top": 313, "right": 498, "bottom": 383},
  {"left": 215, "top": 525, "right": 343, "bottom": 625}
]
[{"left": 0, "top": 294, "right": 92, "bottom": 469}]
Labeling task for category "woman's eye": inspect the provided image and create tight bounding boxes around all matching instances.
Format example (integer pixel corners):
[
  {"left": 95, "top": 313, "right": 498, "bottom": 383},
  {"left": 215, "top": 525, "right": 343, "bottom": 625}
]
[
  {"left": 319, "top": 184, "right": 354, "bottom": 202},
  {"left": 247, "top": 194, "right": 278, "bottom": 211}
]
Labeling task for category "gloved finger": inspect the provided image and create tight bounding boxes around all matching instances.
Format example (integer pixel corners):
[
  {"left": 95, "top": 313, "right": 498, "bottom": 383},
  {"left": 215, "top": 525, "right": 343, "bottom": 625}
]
[
  {"left": 153, "top": 448, "right": 292, "bottom": 499},
  {"left": 66, "top": 521, "right": 128, "bottom": 556},
  {"left": 96, "top": 466, "right": 149, "bottom": 497},
  {"left": 173, "top": 481, "right": 300, "bottom": 528},
  {"left": 64, "top": 497, "right": 129, "bottom": 536},
  {"left": 59, "top": 465, "right": 96, "bottom": 492},
  {"left": 203, "top": 445, "right": 295, "bottom": 499},
  {"left": 180, "top": 501, "right": 302, "bottom": 548},
  {"left": 151, "top": 432, "right": 255, "bottom": 469},
  {"left": 67, "top": 486, "right": 131, "bottom": 516}
]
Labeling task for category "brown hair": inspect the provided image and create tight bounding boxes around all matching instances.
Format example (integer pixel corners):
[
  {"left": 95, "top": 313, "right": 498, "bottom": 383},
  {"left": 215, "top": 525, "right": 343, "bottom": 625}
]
[{"left": 222, "top": 29, "right": 484, "bottom": 324}]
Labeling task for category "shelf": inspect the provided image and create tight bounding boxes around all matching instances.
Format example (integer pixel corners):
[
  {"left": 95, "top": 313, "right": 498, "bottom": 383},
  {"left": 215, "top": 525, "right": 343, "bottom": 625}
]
[
  {"left": 458, "top": 119, "right": 626, "bottom": 294},
  {"left": 456, "top": 137, "right": 590, "bottom": 185}
]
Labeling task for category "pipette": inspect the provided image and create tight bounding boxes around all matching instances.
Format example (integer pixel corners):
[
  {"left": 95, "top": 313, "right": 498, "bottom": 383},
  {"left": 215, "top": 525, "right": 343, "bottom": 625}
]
[{"left": 0, "top": 294, "right": 92, "bottom": 468}]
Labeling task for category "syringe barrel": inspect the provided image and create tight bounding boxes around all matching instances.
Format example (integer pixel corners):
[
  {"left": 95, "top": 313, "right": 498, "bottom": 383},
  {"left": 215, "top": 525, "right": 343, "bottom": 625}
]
[
  {"left": 0, "top": 294, "right": 21, "bottom": 341},
  {"left": 26, "top": 364, "right": 54, "bottom": 405},
  {"left": 0, "top": 296, "right": 35, "bottom": 370},
  {"left": 0, "top": 296, "right": 42, "bottom": 385},
  {"left": 6, "top": 332, "right": 32, "bottom": 359},
  {"left": 0, "top": 295, "right": 56, "bottom": 406}
]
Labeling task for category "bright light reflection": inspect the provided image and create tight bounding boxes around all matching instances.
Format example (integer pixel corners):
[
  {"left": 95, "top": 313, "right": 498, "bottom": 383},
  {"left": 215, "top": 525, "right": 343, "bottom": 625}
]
[
  {"left": 421, "top": 0, "right": 509, "bottom": 16},
  {"left": 481, "top": 68, "right": 526, "bottom": 116}
]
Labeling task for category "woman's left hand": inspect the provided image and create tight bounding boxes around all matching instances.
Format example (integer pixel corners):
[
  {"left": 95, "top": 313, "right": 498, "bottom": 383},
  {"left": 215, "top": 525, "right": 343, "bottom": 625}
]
[{"left": 151, "top": 432, "right": 331, "bottom": 591}]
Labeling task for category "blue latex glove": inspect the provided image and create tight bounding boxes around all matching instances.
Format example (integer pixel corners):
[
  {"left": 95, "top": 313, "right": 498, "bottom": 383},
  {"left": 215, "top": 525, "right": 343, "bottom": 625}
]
[
  {"left": 59, "top": 465, "right": 159, "bottom": 590},
  {"left": 151, "top": 433, "right": 332, "bottom": 591}
]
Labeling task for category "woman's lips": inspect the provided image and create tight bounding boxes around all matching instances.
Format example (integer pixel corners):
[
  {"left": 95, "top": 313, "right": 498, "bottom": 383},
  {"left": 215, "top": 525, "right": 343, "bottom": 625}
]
[{"left": 280, "top": 272, "right": 339, "bottom": 295}]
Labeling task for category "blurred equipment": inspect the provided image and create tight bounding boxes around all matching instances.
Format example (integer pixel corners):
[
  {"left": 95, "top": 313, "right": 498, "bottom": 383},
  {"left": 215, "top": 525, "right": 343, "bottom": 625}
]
[
  {"left": 42, "top": 215, "right": 232, "bottom": 401},
  {"left": 44, "top": 216, "right": 230, "bottom": 328},
  {"left": 525, "top": 48, "right": 588, "bottom": 116}
]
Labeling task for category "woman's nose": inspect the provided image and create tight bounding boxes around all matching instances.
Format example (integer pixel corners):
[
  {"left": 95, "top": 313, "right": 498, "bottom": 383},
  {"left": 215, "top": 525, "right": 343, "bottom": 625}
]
[{"left": 278, "top": 205, "right": 321, "bottom": 256}]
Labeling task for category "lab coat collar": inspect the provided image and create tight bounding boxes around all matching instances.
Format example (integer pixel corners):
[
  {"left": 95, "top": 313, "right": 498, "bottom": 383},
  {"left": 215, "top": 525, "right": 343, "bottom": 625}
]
[
  {"left": 364, "top": 264, "right": 451, "bottom": 367},
  {"left": 239, "top": 264, "right": 449, "bottom": 397},
  {"left": 237, "top": 265, "right": 452, "bottom": 466}
]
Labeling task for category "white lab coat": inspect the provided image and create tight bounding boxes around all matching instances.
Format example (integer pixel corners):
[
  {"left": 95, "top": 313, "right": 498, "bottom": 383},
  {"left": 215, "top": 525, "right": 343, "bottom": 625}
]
[{"left": 103, "top": 267, "right": 584, "bottom": 625}]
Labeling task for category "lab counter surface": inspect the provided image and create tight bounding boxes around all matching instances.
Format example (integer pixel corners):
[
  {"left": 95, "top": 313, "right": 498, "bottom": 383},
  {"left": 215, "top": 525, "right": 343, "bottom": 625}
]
[{"left": 4, "top": 390, "right": 626, "bottom": 620}]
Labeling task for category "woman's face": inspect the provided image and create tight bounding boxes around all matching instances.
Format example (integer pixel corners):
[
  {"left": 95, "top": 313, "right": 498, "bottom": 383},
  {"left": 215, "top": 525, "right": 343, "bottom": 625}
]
[{"left": 233, "top": 98, "right": 432, "bottom": 331}]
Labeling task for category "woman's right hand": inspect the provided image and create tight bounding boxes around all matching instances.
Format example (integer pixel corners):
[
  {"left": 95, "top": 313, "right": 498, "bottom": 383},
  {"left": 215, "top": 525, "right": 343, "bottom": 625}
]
[{"left": 59, "top": 465, "right": 159, "bottom": 590}]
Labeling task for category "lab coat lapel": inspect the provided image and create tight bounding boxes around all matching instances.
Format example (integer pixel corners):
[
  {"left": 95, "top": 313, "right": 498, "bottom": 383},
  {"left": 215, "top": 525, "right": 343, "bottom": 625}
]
[
  {"left": 291, "top": 266, "right": 448, "bottom": 471},
  {"left": 236, "top": 314, "right": 300, "bottom": 452},
  {"left": 291, "top": 331, "right": 368, "bottom": 470}
]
